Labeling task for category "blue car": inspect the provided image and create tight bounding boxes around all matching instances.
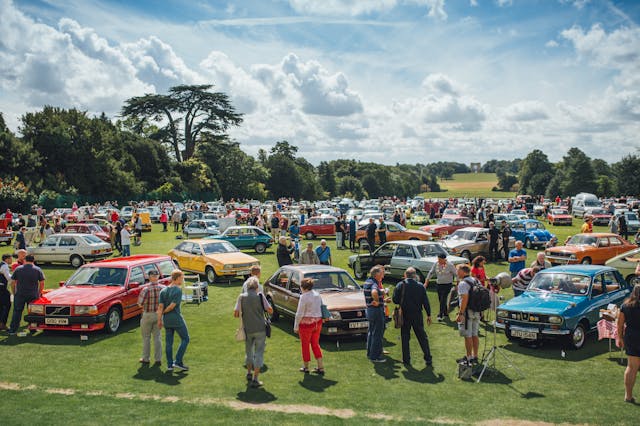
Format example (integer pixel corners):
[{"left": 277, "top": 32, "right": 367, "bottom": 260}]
[
  {"left": 496, "top": 265, "right": 631, "bottom": 349},
  {"left": 510, "top": 219, "right": 555, "bottom": 249}
]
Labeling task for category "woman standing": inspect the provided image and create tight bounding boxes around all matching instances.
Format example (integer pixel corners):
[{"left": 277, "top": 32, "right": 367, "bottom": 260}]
[
  {"left": 424, "top": 253, "right": 457, "bottom": 321},
  {"left": 234, "top": 276, "right": 273, "bottom": 388},
  {"left": 294, "top": 278, "right": 325, "bottom": 374},
  {"left": 470, "top": 256, "right": 487, "bottom": 287},
  {"left": 617, "top": 284, "right": 640, "bottom": 403},
  {"left": 157, "top": 270, "right": 190, "bottom": 372}
]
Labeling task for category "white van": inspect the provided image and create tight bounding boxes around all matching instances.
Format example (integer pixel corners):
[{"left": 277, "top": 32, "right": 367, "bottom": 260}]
[{"left": 572, "top": 193, "right": 601, "bottom": 218}]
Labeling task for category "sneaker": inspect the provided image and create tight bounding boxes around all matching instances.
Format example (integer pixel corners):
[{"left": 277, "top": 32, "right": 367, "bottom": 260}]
[
  {"left": 469, "top": 357, "right": 479, "bottom": 365},
  {"left": 382, "top": 350, "right": 390, "bottom": 355},
  {"left": 153, "top": 361, "right": 162, "bottom": 367},
  {"left": 251, "top": 379, "right": 264, "bottom": 388},
  {"left": 246, "top": 372, "right": 253, "bottom": 382},
  {"left": 139, "top": 358, "right": 150, "bottom": 364},
  {"left": 437, "top": 316, "right": 443, "bottom": 322},
  {"left": 167, "top": 365, "right": 173, "bottom": 372},
  {"left": 456, "top": 356, "right": 469, "bottom": 364},
  {"left": 173, "top": 363, "right": 189, "bottom": 371},
  {"left": 7, "top": 330, "right": 16, "bottom": 336},
  {"left": 371, "top": 358, "right": 387, "bottom": 363}
]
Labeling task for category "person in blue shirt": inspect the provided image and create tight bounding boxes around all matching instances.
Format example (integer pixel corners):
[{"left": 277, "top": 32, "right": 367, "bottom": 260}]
[
  {"left": 158, "top": 270, "right": 190, "bottom": 372},
  {"left": 315, "top": 240, "right": 332, "bottom": 265},
  {"left": 508, "top": 240, "right": 527, "bottom": 278}
]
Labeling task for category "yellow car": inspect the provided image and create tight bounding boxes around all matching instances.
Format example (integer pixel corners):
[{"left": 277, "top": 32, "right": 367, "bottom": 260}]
[{"left": 168, "top": 239, "right": 259, "bottom": 283}]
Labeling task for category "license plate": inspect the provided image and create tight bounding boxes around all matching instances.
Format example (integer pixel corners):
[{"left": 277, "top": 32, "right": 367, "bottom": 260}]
[
  {"left": 349, "top": 321, "right": 368, "bottom": 329},
  {"left": 238, "top": 270, "right": 250, "bottom": 275},
  {"left": 45, "top": 318, "right": 69, "bottom": 325},
  {"left": 511, "top": 329, "right": 537, "bottom": 339}
]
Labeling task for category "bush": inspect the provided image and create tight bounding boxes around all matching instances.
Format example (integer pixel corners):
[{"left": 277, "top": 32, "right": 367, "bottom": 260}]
[{"left": 0, "top": 177, "right": 36, "bottom": 212}]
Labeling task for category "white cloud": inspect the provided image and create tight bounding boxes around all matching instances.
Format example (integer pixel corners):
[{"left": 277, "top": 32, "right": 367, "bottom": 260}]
[
  {"left": 503, "top": 101, "right": 549, "bottom": 121},
  {"left": 545, "top": 40, "right": 559, "bottom": 48},
  {"left": 287, "top": 0, "right": 448, "bottom": 20},
  {"left": 470, "top": 0, "right": 478, "bottom": 6},
  {"left": 496, "top": 0, "right": 513, "bottom": 7}
]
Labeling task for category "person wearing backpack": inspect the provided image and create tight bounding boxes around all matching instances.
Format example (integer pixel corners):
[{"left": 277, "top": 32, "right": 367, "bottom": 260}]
[{"left": 455, "top": 264, "right": 485, "bottom": 365}]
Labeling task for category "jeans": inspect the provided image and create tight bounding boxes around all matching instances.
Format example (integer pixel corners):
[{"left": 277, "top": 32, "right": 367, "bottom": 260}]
[
  {"left": 140, "top": 312, "right": 162, "bottom": 362},
  {"left": 165, "top": 323, "right": 190, "bottom": 366},
  {"left": 349, "top": 233, "right": 356, "bottom": 250},
  {"left": 245, "top": 331, "right": 267, "bottom": 368},
  {"left": 9, "top": 293, "right": 36, "bottom": 332},
  {"left": 0, "top": 287, "right": 11, "bottom": 324},
  {"left": 436, "top": 283, "right": 452, "bottom": 317},
  {"left": 299, "top": 320, "right": 322, "bottom": 362},
  {"left": 121, "top": 244, "right": 131, "bottom": 257},
  {"left": 336, "top": 232, "right": 343, "bottom": 248},
  {"left": 401, "top": 316, "right": 432, "bottom": 364},
  {"left": 366, "top": 306, "right": 385, "bottom": 360}
]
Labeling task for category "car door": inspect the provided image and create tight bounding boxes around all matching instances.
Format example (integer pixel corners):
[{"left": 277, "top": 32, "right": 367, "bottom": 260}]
[
  {"left": 389, "top": 243, "right": 415, "bottom": 278},
  {"left": 237, "top": 227, "right": 254, "bottom": 249},
  {"left": 175, "top": 242, "right": 194, "bottom": 271},
  {"left": 322, "top": 218, "right": 335, "bottom": 235},
  {"left": 385, "top": 223, "right": 401, "bottom": 241},
  {"left": 268, "top": 269, "right": 292, "bottom": 315},
  {"left": 125, "top": 266, "right": 145, "bottom": 318},
  {"left": 223, "top": 228, "right": 241, "bottom": 247},
  {"left": 285, "top": 270, "right": 302, "bottom": 314},
  {"left": 474, "top": 230, "right": 489, "bottom": 256},
  {"left": 189, "top": 242, "right": 207, "bottom": 275},
  {"left": 35, "top": 235, "right": 60, "bottom": 262},
  {"left": 372, "top": 242, "right": 397, "bottom": 271},
  {"left": 609, "top": 236, "right": 628, "bottom": 258},
  {"left": 57, "top": 236, "right": 79, "bottom": 263},
  {"left": 511, "top": 224, "right": 524, "bottom": 243}
]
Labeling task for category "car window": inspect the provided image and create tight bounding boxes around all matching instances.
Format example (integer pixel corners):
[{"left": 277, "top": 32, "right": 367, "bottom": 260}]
[
  {"left": 387, "top": 223, "right": 400, "bottom": 232},
  {"left": 82, "top": 235, "right": 103, "bottom": 244},
  {"left": 143, "top": 263, "right": 159, "bottom": 281},
  {"left": 323, "top": 218, "right": 334, "bottom": 225},
  {"left": 177, "top": 242, "right": 193, "bottom": 253},
  {"left": 591, "top": 274, "right": 605, "bottom": 297},
  {"left": 157, "top": 260, "right": 175, "bottom": 277},
  {"left": 597, "top": 238, "right": 609, "bottom": 248},
  {"left": 394, "top": 244, "right": 415, "bottom": 258},
  {"left": 226, "top": 228, "right": 240, "bottom": 237},
  {"left": 376, "top": 243, "right": 397, "bottom": 257},
  {"left": 201, "top": 241, "right": 238, "bottom": 254},
  {"left": 608, "top": 237, "right": 622, "bottom": 246},
  {"left": 59, "top": 236, "right": 77, "bottom": 247},
  {"left": 603, "top": 271, "right": 621, "bottom": 293},
  {"left": 307, "top": 219, "right": 318, "bottom": 225},
  {"left": 42, "top": 236, "right": 59, "bottom": 247},
  {"left": 129, "top": 267, "right": 144, "bottom": 285},
  {"left": 289, "top": 271, "right": 301, "bottom": 293},
  {"left": 274, "top": 271, "right": 290, "bottom": 288}
]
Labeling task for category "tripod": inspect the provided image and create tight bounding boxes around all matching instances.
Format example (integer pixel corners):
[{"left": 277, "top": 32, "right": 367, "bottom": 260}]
[{"left": 476, "top": 292, "right": 524, "bottom": 383}]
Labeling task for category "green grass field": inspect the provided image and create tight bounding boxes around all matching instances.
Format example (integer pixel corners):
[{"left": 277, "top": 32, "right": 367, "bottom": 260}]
[
  {"left": 0, "top": 219, "right": 636, "bottom": 425},
  {"left": 421, "top": 173, "right": 517, "bottom": 199}
]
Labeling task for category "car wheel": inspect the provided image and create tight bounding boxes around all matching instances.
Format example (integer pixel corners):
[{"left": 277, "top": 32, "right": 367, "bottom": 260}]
[
  {"left": 305, "top": 232, "right": 315, "bottom": 240},
  {"left": 461, "top": 250, "right": 471, "bottom": 261},
  {"left": 353, "top": 260, "right": 365, "bottom": 280},
  {"left": 205, "top": 266, "right": 218, "bottom": 284},
  {"left": 504, "top": 327, "right": 516, "bottom": 341},
  {"left": 266, "top": 296, "right": 279, "bottom": 321},
  {"left": 627, "top": 275, "right": 640, "bottom": 286},
  {"left": 581, "top": 257, "right": 592, "bottom": 265},
  {"left": 416, "top": 270, "right": 425, "bottom": 283},
  {"left": 70, "top": 255, "right": 84, "bottom": 268},
  {"left": 358, "top": 238, "right": 368, "bottom": 249},
  {"left": 254, "top": 243, "right": 267, "bottom": 254},
  {"left": 104, "top": 307, "right": 121, "bottom": 334},
  {"left": 568, "top": 322, "right": 587, "bottom": 349},
  {"left": 525, "top": 239, "right": 533, "bottom": 249},
  {"left": 409, "top": 237, "right": 419, "bottom": 240}
]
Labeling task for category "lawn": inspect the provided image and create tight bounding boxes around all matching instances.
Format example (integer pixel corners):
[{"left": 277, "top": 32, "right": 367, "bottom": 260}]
[
  {"left": 420, "top": 173, "right": 517, "bottom": 199},
  {"left": 0, "top": 219, "right": 636, "bottom": 425}
]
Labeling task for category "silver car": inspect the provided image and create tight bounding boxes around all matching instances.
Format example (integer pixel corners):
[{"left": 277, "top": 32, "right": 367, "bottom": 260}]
[
  {"left": 441, "top": 227, "right": 515, "bottom": 261},
  {"left": 183, "top": 219, "right": 220, "bottom": 238},
  {"left": 28, "top": 233, "right": 112, "bottom": 268}
]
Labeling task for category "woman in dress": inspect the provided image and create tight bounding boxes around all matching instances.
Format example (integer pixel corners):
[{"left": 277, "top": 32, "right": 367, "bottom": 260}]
[
  {"left": 617, "top": 284, "right": 640, "bottom": 403},
  {"left": 294, "top": 278, "right": 325, "bottom": 374}
]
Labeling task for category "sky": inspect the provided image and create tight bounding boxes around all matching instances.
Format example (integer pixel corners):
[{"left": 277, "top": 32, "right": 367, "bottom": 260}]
[{"left": 1, "top": 0, "right": 639, "bottom": 166}]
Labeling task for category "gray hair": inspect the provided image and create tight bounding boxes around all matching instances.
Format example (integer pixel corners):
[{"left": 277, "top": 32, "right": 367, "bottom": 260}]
[
  {"left": 246, "top": 276, "right": 260, "bottom": 290},
  {"left": 405, "top": 267, "right": 417, "bottom": 279}
]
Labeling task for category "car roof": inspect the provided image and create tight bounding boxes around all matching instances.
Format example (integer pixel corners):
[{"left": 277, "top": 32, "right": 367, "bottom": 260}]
[
  {"left": 574, "top": 232, "right": 620, "bottom": 237},
  {"left": 185, "top": 238, "right": 225, "bottom": 243},
  {"left": 87, "top": 254, "right": 172, "bottom": 268},
  {"left": 50, "top": 233, "right": 95, "bottom": 237},
  {"left": 277, "top": 264, "right": 348, "bottom": 274},
  {"left": 539, "top": 265, "right": 617, "bottom": 275},
  {"left": 456, "top": 227, "right": 488, "bottom": 232},
  {"left": 514, "top": 219, "right": 542, "bottom": 224},
  {"left": 386, "top": 240, "right": 441, "bottom": 246}
]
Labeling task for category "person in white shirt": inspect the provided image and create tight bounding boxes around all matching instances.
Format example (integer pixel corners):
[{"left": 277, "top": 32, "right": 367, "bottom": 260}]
[
  {"left": 121, "top": 225, "right": 132, "bottom": 257},
  {"left": 294, "top": 278, "right": 325, "bottom": 375}
]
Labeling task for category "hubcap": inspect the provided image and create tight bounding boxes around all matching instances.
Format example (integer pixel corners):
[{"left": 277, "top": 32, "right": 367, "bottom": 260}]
[
  {"left": 109, "top": 311, "right": 120, "bottom": 331},
  {"left": 207, "top": 269, "right": 215, "bottom": 282},
  {"left": 573, "top": 327, "right": 584, "bottom": 346}
]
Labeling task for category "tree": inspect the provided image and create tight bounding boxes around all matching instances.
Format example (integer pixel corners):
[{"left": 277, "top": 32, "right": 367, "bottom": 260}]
[
  {"left": 122, "top": 85, "right": 243, "bottom": 162},
  {"left": 560, "top": 147, "right": 597, "bottom": 196},
  {"left": 519, "top": 149, "right": 554, "bottom": 195},
  {"left": 614, "top": 155, "right": 640, "bottom": 196},
  {"left": 496, "top": 170, "right": 518, "bottom": 191},
  {"left": 338, "top": 176, "right": 366, "bottom": 199},
  {"left": 317, "top": 161, "right": 336, "bottom": 196}
]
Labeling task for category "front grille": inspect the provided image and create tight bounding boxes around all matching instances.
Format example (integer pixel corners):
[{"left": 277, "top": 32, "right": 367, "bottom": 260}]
[
  {"left": 506, "top": 311, "right": 550, "bottom": 324},
  {"left": 549, "top": 252, "right": 573, "bottom": 259},
  {"left": 340, "top": 310, "right": 367, "bottom": 320},
  {"left": 45, "top": 306, "right": 70, "bottom": 316},
  {"left": 232, "top": 263, "right": 253, "bottom": 269}
]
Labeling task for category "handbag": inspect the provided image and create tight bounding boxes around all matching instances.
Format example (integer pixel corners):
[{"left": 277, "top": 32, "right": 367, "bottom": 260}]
[
  {"left": 393, "top": 281, "right": 406, "bottom": 329},
  {"left": 260, "top": 293, "right": 272, "bottom": 338},
  {"left": 321, "top": 303, "right": 331, "bottom": 320},
  {"left": 235, "top": 295, "right": 246, "bottom": 342}
]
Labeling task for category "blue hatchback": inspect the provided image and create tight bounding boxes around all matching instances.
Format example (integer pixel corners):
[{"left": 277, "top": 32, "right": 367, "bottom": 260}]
[
  {"left": 496, "top": 265, "right": 631, "bottom": 349},
  {"left": 510, "top": 219, "right": 555, "bottom": 249}
]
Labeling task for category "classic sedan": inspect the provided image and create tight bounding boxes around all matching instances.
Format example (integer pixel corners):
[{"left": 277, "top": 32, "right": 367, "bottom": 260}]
[
  {"left": 183, "top": 219, "right": 220, "bottom": 238},
  {"left": 588, "top": 208, "right": 612, "bottom": 226},
  {"left": 606, "top": 247, "right": 640, "bottom": 284},
  {"left": 64, "top": 223, "right": 111, "bottom": 243},
  {"left": 355, "top": 221, "right": 432, "bottom": 248},
  {"left": 299, "top": 215, "right": 337, "bottom": 239},
  {"left": 545, "top": 233, "right": 637, "bottom": 265},
  {"left": 409, "top": 211, "right": 430, "bottom": 225},
  {"left": 28, "top": 233, "right": 112, "bottom": 268},
  {"left": 420, "top": 216, "right": 479, "bottom": 239},
  {"left": 441, "top": 227, "right": 515, "bottom": 261},
  {"left": 547, "top": 209, "right": 573, "bottom": 226},
  {"left": 496, "top": 265, "right": 631, "bottom": 349},
  {"left": 169, "top": 239, "right": 259, "bottom": 283},
  {"left": 621, "top": 211, "right": 640, "bottom": 234},
  {"left": 212, "top": 225, "right": 274, "bottom": 253},
  {"left": 264, "top": 265, "right": 387, "bottom": 336},
  {"left": 348, "top": 240, "right": 468, "bottom": 281},
  {"left": 510, "top": 219, "right": 555, "bottom": 249}
]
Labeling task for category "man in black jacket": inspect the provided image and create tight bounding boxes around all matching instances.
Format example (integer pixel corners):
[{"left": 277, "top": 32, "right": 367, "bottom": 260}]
[
  {"left": 276, "top": 236, "right": 294, "bottom": 267},
  {"left": 392, "top": 267, "right": 433, "bottom": 367}
]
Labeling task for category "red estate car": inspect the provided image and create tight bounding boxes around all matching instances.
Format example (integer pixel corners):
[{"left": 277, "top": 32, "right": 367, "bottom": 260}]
[
  {"left": 300, "top": 215, "right": 337, "bottom": 239},
  {"left": 64, "top": 223, "right": 111, "bottom": 243},
  {"left": 547, "top": 209, "right": 573, "bottom": 226},
  {"left": 420, "top": 216, "right": 479, "bottom": 239},
  {"left": 25, "top": 255, "right": 176, "bottom": 333}
]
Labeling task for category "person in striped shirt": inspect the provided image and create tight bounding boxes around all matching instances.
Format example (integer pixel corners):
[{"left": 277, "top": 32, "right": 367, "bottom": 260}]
[{"left": 137, "top": 270, "right": 165, "bottom": 365}]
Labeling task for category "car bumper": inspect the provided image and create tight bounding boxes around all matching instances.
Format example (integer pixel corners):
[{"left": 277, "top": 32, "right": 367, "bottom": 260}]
[
  {"left": 546, "top": 256, "right": 577, "bottom": 265},
  {"left": 496, "top": 322, "right": 570, "bottom": 336},
  {"left": 25, "top": 314, "right": 108, "bottom": 332}
]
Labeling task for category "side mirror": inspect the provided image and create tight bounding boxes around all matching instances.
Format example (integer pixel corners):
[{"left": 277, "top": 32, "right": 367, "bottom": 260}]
[
  {"left": 59, "top": 280, "right": 65, "bottom": 287},
  {"left": 128, "top": 281, "right": 141, "bottom": 289},
  {"left": 290, "top": 287, "right": 300, "bottom": 294}
]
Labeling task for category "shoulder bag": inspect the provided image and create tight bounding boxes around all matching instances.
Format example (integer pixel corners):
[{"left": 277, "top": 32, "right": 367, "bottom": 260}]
[
  {"left": 235, "top": 296, "right": 246, "bottom": 342},
  {"left": 260, "top": 293, "right": 272, "bottom": 338},
  {"left": 393, "top": 280, "right": 406, "bottom": 329}
]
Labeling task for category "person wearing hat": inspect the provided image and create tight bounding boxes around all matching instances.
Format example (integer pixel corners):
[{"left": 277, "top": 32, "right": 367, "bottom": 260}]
[
  {"left": 137, "top": 270, "right": 165, "bottom": 365},
  {"left": 424, "top": 253, "right": 458, "bottom": 321}
]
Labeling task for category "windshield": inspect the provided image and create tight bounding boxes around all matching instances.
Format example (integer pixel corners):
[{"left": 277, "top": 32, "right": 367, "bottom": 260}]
[
  {"left": 416, "top": 244, "right": 448, "bottom": 257},
  {"left": 626, "top": 212, "right": 639, "bottom": 221},
  {"left": 529, "top": 273, "right": 591, "bottom": 295},
  {"left": 304, "top": 271, "right": 361, "bottom": 291},
  {"left": 67, "top": 267, "right": 127, "bottom": 286},
  {"left": 567, "top": 235, "right": 597, "bottom": 245},
  {"left": 449, "top": 230, "right": 476, "bottom": 241},
  {"left": 525, "top": 222, "right": 545, "bottom": 231},
  {"left": 551, "top": 209, "right": 567, "bottom": 215},
  {"left": 591, "top": 209, "right": 606, "bottom": 215},
  {"left": 438, "top": 218, "right": 453, "bottom": 225},
  {"left": 82, "top": 235, "right": 103, "bottom": 244},
  {"left": 585, "top": 200, "right": 601, "bottom": 207},
  {"left": 201, "top": 241, "right": 239, "bottom": 254}
]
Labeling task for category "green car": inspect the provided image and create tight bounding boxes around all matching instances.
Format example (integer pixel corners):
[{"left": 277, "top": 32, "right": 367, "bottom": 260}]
[{"left": 209, "top": 225, "right": 274, "bottom": 254}]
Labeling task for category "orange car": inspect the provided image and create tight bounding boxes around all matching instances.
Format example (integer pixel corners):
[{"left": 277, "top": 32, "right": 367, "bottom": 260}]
[
  {"left": 355, "top": 221, "right": 431, "bottom": 248},
  {"left": 545, "top": 233, "right": 636, "bottom": 265},
  {"left": 547, "top": 208, "right": 573, "bottom": 226}
]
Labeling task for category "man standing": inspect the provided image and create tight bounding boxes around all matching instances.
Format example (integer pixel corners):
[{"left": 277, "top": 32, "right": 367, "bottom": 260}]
[
  {"left": 299, "top": 242, "right": 320, "bottom": 265},
  {"left": 348, "top": 216, "right": 357, "bottom": 251},
  {"left": 137, "top": 270, "right": 165, "bottom": 366},
  {"left": 8, "top": 255, "right": 45, "bottom": 335},
  {"left": 0, "top": 254, "right": 12, "bottom": 330},
  {"left": 270, "top": 213, "right": 280, "bottom": 240},
  {"left": 508, "top": 240, "right": 527, "bottom": 278},
  {"left": 364, "top": 265, "right": 389, "bottom": 362},
  {"left": 157, "top": 270, "right": 190, "bottom": 372},
  {"left": 366, "top": 218, "right": 377, "bottom": 254},
  {"left": 172, "top": 210, "right": 181, "bottom": 232},
  {"left": 392, "top": 267, "right": 432, "bottom": 367},
  {"left": 121, "top": 224, "right": 132, "bottom": 257},
  {"left": 619, "top": 214, "right": 629, "bottom": 241},
  {"left": 160, "top": 209, "right": 168, "bottom": 232},
  {"left": 134, "top": 215, "right": 143, "bottom": 245},
  {"left": 377, "top": 218, "right": 387, "bottom": 246},
  {"left": 456, "top": 265, "right": 481, "bottom": 365},
  {"left": 315, "top": 240, "right": 332, "bottom": 265},
  {"left": 488, "top": 222, "right": 500, "bottom": 262},
  {"left": 530, "top": 252, "right": 551, "bottom": 270},
  {"left": 335, "top": 217, "right": 344, "bottom": 250},
  {"left": 501, "top": 221, "right": 512, "bottom": 261},
  {"left": 425, "top": 253, "right": 458, "bottom": 321},
  {"left": 276, "top": 236, "right": 294, "bottom": 267},
  {"left": 15, "top": 227, "right": 26, "bottom": 250}
]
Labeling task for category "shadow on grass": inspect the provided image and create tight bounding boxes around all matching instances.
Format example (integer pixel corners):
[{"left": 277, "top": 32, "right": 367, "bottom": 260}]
[
  {"left": 506, "top": 384, "right": 546, "bottom": 399},
  {"left": 502, "top": 334, "right": 613, "bottom": 362},
  {"left": 0, "top": 318, "right": 139, "bottom": 347},
  {"left": 373, "top": 357, "right": 401, "bottom": 379},
  {"left": 237, "top": 386, "right": 277, "bottom": 404},
  {"left": 133, "top": 364, "right": 189, "bottom": 386},
  {"left": 401, "top": 365, "right": 445, "bottom": 384},
  {"left": 298, "top": 373, "right": 338, "bottom": 392}
]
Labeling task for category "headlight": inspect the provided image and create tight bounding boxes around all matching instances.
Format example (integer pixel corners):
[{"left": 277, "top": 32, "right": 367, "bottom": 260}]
[
  {"left": 533, "top": 236, "right": 539, "bottom": 241},
  {"left": 548, "top": 316, "right": 563, "bottom": 324},
  {"left": 497, "top": 310, "right": 508, "bottom": 318},
  {"left": 224, "top": 264, "right": 232, "bottom": 270},
  {"left": 330, "top": 311, "right": 342, "bottom": 321},
  {"left": 450, "top": 248, "right": 459, "bottom": 253},
  {"left": 29, "top": 304, "right": 44, "bottom": 314},
  {"left": 545, "top": 251, "right": 551, "bottom": 256},
  {"left": 570, "top": 254, "right": 577, "bottom": 259},
  {"left": 74, "top": 305, "right": 98, "bottom": 315}
]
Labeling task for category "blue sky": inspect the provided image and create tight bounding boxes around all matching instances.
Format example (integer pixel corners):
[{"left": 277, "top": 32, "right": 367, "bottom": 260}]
[{"left": 1, "top": 0, "right": 639, "bottom": 165}]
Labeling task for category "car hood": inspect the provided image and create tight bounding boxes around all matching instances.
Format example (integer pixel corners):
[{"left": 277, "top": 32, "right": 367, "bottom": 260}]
[
  {"left": 441, "top": 238, "right": 473, "bottom": 249},
  {"left": 318, "top": 290, "right": 366, "bottom": 310},
  {"left": 498, "top": 291, "right": 585, "bottom": 314},
  {"left": 32, "top": 285, "right": 125, "bottom": 306},
  {"left": 527, "top": 230, "right": 553, "bottom": 239},
  {"left": 421, "top": 224, "right": 447, "bottom": 231},
  {"left": 547, "top": 245, "right": 590, "bottom": 254},
  {"left": 204, "top": 252, "right": 257, "bottom": 263}
]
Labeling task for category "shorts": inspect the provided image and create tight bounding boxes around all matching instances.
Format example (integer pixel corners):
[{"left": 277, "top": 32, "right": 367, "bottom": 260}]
[
  {"left": 135, "top": 230, "right": 142, "bottom": 237},
  {"left": 458, "top": 310, "right": 481, "bottom": 338}
]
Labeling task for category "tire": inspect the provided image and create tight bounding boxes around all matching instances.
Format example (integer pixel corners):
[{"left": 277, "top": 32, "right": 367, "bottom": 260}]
[
  {"left": 409, "top": 237, "right": 419, "bottom": 241},
  {"left": 305, "top": 232, "right": 315, "bottom": 240},
  {"left": 358, "top": 238, "right": 369, "bottom": 249},
  {"left": 104, "top": 307, "right": 121, "bottom": 334},
  {"left": 525, "top": 239, "right": 533, "bottom": 249},
  {"left": 70, "top": 255, "right": 84, "bottom": 268},
  {"left": 568, "top": 322, "right": 587, "bottom": 349},
  {"left": 416, "top": 270, "right": 425, "bottom": 283},
  {"left": 267, "top": 297, "right": 279, "bottom": 321},
  {"left": 353, "top": 260, "right": 365, "bottom": 280},
  {"left": 205, "top": 266, "right": 218, "bottom": 284},
  {"left": 627, "top": 275, "right": 640, "bottom": 286},
  {"left": 505, "top": 327, "right": 516, "bottom": 341},
  {"left": 581, "top": 257, "right": 592, "bottom": 265},
  {"left": 461, "top": 250, "right": 471, "bottom": 261},
  {"left": 254, "top": 243, "right": 267, "bottom": 254}
]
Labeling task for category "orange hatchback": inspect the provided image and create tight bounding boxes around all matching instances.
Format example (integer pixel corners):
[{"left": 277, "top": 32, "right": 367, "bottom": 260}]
[
  {"left": 355, "top": 221, "right": 431, "bottom": 248},
  {"left": 545, "top": 233, "right": 636, "bottom": 265}
]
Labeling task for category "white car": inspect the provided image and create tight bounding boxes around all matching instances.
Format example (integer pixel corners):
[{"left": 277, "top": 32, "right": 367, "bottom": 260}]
[{"left": 28, "top": 233, "right": 113, "bottom": 268}]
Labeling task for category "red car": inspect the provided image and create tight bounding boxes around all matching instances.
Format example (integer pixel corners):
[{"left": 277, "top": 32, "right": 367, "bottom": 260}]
[
  {"left": 25, "top": 255, "right": 176, "bottom": 333},
  {"left": 64, "top": 223, "right": 110, "bottom": 243},
  {"left": 420, "top": 216, "right": 480, "bottom": 239},
  {"left": 300, "top": 215, "right": 337, "bottom": 239},
  {"left": 547, "top": 209, "right": 573, "bottom": 226}
]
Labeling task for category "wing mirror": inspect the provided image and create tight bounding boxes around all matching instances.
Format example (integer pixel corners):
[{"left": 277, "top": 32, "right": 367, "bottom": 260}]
[
  {"left": 128, "top": 281, "right": 141, "bottom": 289},
  {"left": 59, "top": 280, "right": 66, "bottom": 287}
]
